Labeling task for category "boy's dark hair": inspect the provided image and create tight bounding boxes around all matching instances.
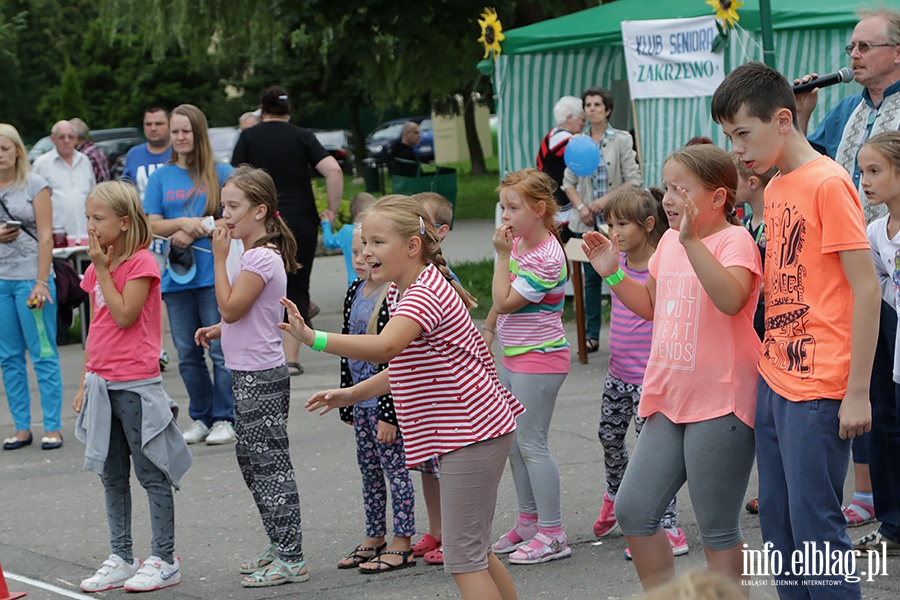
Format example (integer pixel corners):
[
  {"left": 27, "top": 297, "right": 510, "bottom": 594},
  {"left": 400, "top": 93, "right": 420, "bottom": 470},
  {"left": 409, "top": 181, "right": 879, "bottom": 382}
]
[
  {"left": 711, "top": 62, "right": 796, "bottom": 125},
  {"left": 144, "top": 106, "right": 169, "bottom": 118},
  {"left": 582, "top": 86, "right": 614, "bottom": 116}
]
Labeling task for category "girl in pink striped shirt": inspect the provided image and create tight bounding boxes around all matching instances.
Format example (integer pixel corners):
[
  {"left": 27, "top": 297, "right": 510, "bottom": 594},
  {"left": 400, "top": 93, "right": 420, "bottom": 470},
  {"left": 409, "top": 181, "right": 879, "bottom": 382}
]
[
  {"left": 286, "top": 195, "right": 523, "bottom": 600},
  {"left": 590, "top": 186, "right": 688, "bottom": 560},
  {"left": 483, "top": 169, "right": 571, "bottom": 565}
]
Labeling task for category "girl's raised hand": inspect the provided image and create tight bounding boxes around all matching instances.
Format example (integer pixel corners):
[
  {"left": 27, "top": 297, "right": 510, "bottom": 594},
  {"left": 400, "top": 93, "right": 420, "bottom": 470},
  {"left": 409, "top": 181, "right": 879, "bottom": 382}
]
[
  {"left": 492, "top": 224, "right": 514, "bottom": 256},
  {"left": 277, "top": 297, "right": 315, "bottom": 346},
  {"left": 677, "top": 185, "right": 700, "bottom": 244},
  {"left": 194, "top": 323, "right": 222, "bottom": 349},
  {"left": 87, "top": 229, "right": 113, "bottom": 272},
  {"left": 582, "top": 230, "right": 619, "bottom": 278},
  {"left": 305, "top": 388, "right": 357, "bottom": 415},
  {"left": 212, "top": 227, "right": 231, "bottom": 263}
]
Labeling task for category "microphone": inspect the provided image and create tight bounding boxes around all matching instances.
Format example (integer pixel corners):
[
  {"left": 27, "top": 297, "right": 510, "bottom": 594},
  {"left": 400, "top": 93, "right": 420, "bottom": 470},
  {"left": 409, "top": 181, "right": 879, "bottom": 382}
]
[{"left": 792, "top": 67, "right": 854, "bottom": 94}]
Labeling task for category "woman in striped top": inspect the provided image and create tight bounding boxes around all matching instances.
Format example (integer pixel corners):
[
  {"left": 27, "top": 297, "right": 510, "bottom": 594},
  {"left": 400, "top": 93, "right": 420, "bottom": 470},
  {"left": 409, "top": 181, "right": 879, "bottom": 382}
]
[
  {"left": 483, "top": 169, "right": 571, "bottom": 565},
  {"left": 287, "top": 195, "right": 523, "bottom": 600}
]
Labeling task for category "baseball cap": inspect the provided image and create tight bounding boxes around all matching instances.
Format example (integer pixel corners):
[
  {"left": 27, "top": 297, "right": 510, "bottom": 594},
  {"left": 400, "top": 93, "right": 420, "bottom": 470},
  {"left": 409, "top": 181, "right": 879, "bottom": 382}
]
[{"left": 164, "top": 242, "right": 197, "bottom": 285}]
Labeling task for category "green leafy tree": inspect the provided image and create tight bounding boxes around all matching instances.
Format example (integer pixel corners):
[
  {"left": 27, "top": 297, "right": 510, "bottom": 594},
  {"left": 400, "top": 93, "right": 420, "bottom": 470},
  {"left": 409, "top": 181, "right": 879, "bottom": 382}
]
[{"left": 57, "top": 61, "right": 88, "bottom": 121}]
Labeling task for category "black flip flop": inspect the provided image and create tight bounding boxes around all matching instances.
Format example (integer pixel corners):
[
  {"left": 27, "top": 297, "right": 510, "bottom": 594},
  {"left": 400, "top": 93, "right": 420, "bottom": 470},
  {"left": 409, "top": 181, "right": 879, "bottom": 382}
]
[
  {"left": 358, "top": 549, "right": 416, "bottom": 574},
  {"left": 338, "top": 542, "right": 387, "bottom": 570},
  {"left": 286, "top": 362, "right": 304, "bottom": 376},
  {"left": 586, "top": 339, "right": 600, "bottom": 353}
]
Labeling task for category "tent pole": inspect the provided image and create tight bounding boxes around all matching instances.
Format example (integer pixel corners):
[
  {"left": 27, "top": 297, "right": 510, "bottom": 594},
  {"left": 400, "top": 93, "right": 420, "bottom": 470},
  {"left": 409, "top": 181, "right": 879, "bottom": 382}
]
[
  {"left": 758, "top": 0, "right": 777, "bottom": 68},
  {"left": 631, "top": 99, "right": 644, "bottom": 179}
]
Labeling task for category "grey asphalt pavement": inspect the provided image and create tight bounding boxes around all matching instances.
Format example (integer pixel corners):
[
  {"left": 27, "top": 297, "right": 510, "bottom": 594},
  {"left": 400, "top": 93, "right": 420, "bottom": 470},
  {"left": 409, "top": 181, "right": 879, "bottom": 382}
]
[{"left": 2, "top": 220, "right": 898, "bottom": 599}]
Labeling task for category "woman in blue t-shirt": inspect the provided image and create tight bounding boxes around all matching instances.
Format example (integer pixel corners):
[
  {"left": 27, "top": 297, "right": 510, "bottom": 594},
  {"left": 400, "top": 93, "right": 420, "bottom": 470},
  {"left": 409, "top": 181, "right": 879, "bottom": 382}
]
[{"left": 144, "top": 104, "right": 235, "bottom": 446}]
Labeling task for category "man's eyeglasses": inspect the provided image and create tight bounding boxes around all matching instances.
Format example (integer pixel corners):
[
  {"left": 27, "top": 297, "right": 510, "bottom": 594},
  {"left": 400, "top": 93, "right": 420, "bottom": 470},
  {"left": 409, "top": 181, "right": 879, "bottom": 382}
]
[{"left": 845, "top": 41, "right": 897, "bottom": 56}]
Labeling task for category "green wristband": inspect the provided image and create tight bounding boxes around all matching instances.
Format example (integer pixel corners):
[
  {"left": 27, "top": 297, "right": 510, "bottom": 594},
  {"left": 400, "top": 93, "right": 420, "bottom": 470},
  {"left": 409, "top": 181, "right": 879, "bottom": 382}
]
[
  {"left": 311, "top": 330, "right": 328, "bottom": 352},
  {"left": 604, "top": 267, "right": 625, "bottom": 286}
]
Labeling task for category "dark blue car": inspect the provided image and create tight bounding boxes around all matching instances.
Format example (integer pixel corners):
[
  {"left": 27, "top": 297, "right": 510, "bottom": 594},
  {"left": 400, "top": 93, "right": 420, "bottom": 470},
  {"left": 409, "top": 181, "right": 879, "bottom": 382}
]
[{"left": 365, "top": 116, "right": 434, "bottom": 164}]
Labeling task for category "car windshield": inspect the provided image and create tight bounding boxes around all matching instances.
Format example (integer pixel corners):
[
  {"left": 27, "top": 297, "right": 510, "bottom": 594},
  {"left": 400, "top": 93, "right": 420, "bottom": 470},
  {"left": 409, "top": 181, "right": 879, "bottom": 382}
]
[
  {"left": 209, "top": 128, "right": 239, "bottom": 153},
  {"left": 314, "top": 131, "right": 345, "bottom": 147},
  {"left": 420, "top": 119, "right": 432, "bottom": 132},
  {"left": 31, "top": 137, "right": 54, "bottom": 153},
  {"left": 369, "top": 123, "right": 405, "bottom": 141}
]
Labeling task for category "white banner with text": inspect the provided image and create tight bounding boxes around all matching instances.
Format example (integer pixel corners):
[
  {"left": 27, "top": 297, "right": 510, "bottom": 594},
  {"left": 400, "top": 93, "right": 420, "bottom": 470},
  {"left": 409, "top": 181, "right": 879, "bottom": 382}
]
[{"left": 621, "top": 16, "right": 724, "bottom": 99}]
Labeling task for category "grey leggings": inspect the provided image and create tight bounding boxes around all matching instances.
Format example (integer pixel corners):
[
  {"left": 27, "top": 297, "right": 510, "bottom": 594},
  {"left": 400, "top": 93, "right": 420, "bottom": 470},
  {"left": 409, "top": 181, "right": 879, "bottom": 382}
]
[
  {"left": 102, "top": 390, "right": 175, "bottom": 563},
  {"left": 616, "top": 412, "right": 755, "bottom": 551},
  {"left": 499, "top": 365, "right": 567, "bottom": 528}
]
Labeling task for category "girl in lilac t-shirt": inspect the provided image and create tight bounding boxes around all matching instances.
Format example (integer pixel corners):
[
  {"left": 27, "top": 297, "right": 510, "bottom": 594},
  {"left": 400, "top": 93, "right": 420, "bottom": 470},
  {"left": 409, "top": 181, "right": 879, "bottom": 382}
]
[{"left": 194, "top": 166, "right": 307, "bottom": 588}]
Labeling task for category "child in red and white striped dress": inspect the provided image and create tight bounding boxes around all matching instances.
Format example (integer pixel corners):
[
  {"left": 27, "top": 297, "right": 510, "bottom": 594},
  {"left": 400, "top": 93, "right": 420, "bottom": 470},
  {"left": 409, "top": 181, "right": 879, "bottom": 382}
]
[{"left": 284, "top": 195, "right": 523, "bottom": 600}]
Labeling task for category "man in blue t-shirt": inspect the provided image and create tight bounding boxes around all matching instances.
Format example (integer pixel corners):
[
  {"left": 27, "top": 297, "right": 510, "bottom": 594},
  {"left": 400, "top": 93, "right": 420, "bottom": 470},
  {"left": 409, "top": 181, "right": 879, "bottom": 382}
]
[
  {"left": 121, "top": 107, "right": 172, "bottom": 202},
  {"left": 121, "top": 106, "right": 173, "bottom": 370}
]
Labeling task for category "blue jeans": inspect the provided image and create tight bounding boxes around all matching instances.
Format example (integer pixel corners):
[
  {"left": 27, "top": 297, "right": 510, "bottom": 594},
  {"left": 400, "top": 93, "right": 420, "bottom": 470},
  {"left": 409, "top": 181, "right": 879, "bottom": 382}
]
[
  {"left": 755, "top": 377, "right": 860, "bottom": 599},
  {"left": 163, "top": 287, "right": 233, "bottom": 426},
  {"left": 0, "top": 278, "right": 63, "bottom": 432},
  {"left": 583, "top": 264, "right": 604, "bottom": 341}
]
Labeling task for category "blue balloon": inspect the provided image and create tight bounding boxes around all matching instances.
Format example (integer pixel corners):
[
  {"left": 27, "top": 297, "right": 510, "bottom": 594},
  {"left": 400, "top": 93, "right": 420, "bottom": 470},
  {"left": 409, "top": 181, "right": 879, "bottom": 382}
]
[{"left": 564, "top": 136, "right": 600, "bottom": 177}]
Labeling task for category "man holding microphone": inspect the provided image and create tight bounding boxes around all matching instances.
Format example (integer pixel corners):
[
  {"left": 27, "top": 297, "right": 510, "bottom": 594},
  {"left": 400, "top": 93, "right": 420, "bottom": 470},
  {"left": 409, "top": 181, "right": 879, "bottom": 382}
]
[{"left": 796, "top": 7, "right": 900, "bottom": 558}]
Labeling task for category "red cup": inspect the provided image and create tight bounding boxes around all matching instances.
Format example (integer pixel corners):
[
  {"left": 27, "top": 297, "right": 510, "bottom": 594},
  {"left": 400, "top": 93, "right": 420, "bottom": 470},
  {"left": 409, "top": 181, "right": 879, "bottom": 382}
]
[{"left": 52, "top": 228, "right": 68, "bottom": 249}]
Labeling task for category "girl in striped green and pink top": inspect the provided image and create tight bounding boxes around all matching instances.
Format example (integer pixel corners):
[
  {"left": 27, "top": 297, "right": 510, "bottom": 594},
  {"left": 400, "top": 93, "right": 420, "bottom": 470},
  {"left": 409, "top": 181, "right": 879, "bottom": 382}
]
[{"left": 483, "top": 169, "right": 571, "bottom": 565}]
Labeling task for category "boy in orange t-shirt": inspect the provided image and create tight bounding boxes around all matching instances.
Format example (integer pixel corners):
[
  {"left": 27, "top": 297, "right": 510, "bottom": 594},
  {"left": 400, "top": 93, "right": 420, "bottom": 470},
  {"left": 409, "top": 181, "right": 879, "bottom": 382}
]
[{"left": 712, "top": 63, "right": 880, "bottom": 598}]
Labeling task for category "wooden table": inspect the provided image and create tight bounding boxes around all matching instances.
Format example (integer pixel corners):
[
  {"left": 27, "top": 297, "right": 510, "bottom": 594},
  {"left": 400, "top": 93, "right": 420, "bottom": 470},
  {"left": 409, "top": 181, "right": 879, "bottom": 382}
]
[{"left": 564, "top": 238, "right": 590, "bottom": 365}]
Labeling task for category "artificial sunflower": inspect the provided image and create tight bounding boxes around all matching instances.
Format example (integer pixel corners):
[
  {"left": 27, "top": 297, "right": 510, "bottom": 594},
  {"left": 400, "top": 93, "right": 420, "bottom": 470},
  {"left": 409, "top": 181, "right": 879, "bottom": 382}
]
[
  {"left": 706, "top": 0, "right": 743, "bottom": 29},
  {"left": 478, "top": 8, "right": 505, "bottom": 60}
]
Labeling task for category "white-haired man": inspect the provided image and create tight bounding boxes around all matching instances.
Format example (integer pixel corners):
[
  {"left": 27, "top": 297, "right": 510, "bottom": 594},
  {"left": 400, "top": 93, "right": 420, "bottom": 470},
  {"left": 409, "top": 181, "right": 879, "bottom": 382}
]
[{"left": 536, "top": 96, "right": 585, "bottom": 236}]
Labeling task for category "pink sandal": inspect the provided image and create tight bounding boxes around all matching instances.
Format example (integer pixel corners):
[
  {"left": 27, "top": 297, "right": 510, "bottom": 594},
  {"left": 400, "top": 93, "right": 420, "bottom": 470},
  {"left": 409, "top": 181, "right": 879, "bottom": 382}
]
[{"left": 843, "top": 501, "right": 876, "bottom": 527}]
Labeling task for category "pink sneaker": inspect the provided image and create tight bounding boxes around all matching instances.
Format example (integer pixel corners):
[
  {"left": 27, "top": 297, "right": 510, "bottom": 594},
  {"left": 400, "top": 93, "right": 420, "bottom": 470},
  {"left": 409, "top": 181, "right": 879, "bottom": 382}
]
[
  {"left": 624, "top": 528, "right": 689, "bottom": 560},
  {"left": 508, "top": 532, "right": 572, "bottom": 565},
  {"left": 492, "top": 521, "right": 539, "bottom": 554},
  {"left": 593, "top": 493, "right": 618, "bottom": 537}
]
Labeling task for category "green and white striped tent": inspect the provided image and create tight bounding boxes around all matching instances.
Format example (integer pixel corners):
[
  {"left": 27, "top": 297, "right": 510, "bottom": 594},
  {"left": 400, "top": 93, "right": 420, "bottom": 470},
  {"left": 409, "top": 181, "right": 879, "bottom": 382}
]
[{"left": 496, "top": 0, "right": 899, "bottom": 187}]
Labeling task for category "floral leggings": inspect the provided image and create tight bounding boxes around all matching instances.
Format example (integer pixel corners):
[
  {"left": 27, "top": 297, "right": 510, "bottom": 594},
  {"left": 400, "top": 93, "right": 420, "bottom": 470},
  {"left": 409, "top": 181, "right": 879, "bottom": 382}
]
[
  {"left": 599, "top": 373, "right": 677, "bottom": 529},
  {"left": 353, "top": 405, "right": 416, "bottom": 538}
]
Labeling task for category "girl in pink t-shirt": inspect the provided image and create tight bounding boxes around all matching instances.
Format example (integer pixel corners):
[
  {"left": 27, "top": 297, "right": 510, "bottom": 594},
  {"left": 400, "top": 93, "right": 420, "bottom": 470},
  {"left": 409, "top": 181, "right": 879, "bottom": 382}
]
[
  {"left": 74, "top": 182, "right": 188, "bottom": 593},
  {"left": 483, "top": 169, "right": 571, "bottom": 565},
  {"left": 583, "top": 145, "right": 761, "bottom": 589},
  {"left": 286, "top": 195, "right": 523, "bottom": 600},
  {"left": 193, "top": 166, "right": 306, "bottom": 588}
]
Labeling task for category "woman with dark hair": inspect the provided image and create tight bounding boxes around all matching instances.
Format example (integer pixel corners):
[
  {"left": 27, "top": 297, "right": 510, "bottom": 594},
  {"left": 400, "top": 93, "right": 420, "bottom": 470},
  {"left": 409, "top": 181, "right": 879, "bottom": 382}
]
[
  {"left": 232, "top": 85, "right": 343, "bottom": 376},
  {"left": 562, "top": 86, "right": 643, "bottom": 353},
  {"left": 145, "top": 104, "right": 236, "bottom": 446}
]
